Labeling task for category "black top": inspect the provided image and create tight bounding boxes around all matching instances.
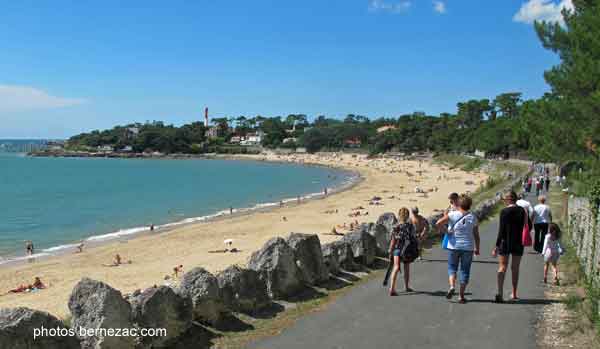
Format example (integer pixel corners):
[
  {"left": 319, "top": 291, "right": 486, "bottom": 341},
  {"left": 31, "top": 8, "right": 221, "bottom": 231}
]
[{"left": 496, "top": 205, "right": 525, "bottom": 248}]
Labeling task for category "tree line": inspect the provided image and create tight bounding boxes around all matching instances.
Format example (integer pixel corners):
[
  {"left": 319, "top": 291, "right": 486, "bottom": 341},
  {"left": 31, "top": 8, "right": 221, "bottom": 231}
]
[{"left": 67, "top": 1, "right": 600, "bottom": 186}]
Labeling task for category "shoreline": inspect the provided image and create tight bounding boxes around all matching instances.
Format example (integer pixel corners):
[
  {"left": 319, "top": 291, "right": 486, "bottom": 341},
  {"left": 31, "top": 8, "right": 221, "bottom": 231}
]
[
  {"left": 0, "top": 157, "right": 362, "bottom": 268},
  {"left": 0, "top": 153, "right": 487, "bottom": 318}
]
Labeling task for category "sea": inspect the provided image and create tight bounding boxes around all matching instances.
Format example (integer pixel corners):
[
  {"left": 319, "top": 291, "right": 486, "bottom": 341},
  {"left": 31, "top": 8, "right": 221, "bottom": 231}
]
[{"left": 0, "top": 151, "right": 355, "bottom": 264}]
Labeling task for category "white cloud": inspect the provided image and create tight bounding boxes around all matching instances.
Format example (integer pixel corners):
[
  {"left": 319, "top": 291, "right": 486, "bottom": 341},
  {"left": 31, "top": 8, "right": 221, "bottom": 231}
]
[
  {"left": 368, "top": 0, "right": 412, "bottom": 14},
  {"left": 433, "top": 1, "right": 446, "bottom": 14},
  {"left": 513, "top": 0, "right": 573, "bottom": 24},
  {"left": 0, "top": 84, "right": 86, "bottom": 113}
]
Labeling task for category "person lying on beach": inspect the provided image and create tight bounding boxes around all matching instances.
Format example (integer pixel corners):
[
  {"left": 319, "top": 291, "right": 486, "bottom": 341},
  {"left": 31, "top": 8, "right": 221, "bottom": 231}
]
[{"left": 8, "top": 277, "right": 46, "bottom": 293}]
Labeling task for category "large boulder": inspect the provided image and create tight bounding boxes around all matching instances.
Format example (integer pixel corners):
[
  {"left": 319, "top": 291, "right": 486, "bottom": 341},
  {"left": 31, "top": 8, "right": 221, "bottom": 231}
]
[
  {"left": 68, "top": 278, "right": 135, "bottom": 349},
  {"left": 286, "top": 233, "right": 329, "bottom": 285},
  {"left": 248, "top": 237, "right": 304, "bottom": 299},
  {"left": 177, "top": 267, "right": 227, "bottom": 325},
  {"left": 217, "top": 265, "right": 270, "bottom": 314},
  {"left": 342, "top": 225, "right": 377, "bottom": 266},
  {"left": 321, "top": 242, "right": 341, "bottom": 275},
  {"left": 0, "top": 307, "right": 79, "bottom": 349},
  {"left": 371, "top": 213, "right": 398, "bottom": 255},
  {"left": 130, "top": 286, "right": 192, "bottom": 348}
]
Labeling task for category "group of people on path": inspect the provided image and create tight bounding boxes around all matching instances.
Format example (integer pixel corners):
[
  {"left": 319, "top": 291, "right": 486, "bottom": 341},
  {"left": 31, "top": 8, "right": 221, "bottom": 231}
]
[{"left": 386, "top": 188, "right": 563, "bottom": 304}]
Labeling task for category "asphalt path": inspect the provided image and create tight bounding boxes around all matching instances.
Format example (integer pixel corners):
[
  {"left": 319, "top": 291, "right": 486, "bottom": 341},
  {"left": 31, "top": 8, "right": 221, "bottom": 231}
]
[{"left": 250, "top": 196, "right": 549, "bottom": 349}]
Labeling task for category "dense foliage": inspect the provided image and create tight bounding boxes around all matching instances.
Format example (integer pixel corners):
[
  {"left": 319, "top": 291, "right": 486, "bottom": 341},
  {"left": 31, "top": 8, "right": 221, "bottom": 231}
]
[{"left": 68, "top": 0, "right": 600, "bottom": 186}]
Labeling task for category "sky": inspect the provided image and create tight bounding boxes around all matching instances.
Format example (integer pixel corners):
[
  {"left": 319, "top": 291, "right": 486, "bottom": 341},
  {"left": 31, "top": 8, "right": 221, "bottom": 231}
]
[{"left": 0, "top": 0, "right": 573, "bottom": 139}]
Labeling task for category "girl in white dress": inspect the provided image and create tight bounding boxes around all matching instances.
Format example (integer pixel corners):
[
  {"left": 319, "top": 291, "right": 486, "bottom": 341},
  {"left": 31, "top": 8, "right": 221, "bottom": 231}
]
[{"left": 542, "top": 223, "right": 563, "bottom": 285}]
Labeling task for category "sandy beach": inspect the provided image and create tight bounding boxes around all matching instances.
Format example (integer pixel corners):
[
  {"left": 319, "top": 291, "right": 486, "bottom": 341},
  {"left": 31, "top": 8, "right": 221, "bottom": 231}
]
[{"left": 0, "top": 153, "right": 487, "bottom": 318}]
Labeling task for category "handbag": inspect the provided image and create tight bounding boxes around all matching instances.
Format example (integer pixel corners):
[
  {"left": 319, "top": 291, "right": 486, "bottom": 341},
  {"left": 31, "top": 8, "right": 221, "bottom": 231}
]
[{"left": 522, "top": 208, "right": 532, "bottom": 247}]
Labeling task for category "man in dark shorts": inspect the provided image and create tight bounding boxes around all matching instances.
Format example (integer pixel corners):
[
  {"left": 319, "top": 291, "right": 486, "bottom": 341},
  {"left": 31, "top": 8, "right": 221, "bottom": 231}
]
[{"left": 493, "top": 190, "right": 525, "bottom": 302}]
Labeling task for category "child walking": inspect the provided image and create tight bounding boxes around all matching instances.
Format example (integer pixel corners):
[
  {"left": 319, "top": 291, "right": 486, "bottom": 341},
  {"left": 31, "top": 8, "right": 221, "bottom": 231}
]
[{"left": 542, "top": 223, "right": 563, "bottom": 285}]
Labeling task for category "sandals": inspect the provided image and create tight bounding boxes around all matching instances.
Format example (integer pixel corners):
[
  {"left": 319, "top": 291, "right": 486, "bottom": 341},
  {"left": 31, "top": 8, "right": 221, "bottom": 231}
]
[
  {"left": 405, "top": 287, "right": 414, "bottom": 293},
  {"left": 446, "top": 288, "right": 455, "bottom": 299}
]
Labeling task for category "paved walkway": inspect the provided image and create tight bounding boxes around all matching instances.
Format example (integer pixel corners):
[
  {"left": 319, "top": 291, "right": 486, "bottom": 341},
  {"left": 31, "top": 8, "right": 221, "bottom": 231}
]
[{"left": 250, "top": 196, "right": 549, "bottom": 349}]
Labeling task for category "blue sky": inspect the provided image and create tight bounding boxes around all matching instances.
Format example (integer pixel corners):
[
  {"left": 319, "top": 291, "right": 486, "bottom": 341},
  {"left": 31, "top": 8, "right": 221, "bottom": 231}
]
[{"left": 0, "top": 0, "right": 572, "bottom": 138}]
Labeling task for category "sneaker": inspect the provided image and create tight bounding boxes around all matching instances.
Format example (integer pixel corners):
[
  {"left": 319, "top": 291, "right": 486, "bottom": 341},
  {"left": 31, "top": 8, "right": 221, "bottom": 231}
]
[
  {"left": 494, "top": 294, "right": 504, "bottom": 303},
  {"left": 389, "top": 290, "right": 398, "bottom": 296},
  {"left": 446, "top": 288, "right": 455, "bottom": 299}
]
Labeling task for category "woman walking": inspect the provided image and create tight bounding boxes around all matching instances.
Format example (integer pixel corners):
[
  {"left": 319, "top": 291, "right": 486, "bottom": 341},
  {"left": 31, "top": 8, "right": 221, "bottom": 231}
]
[
  {"left": 436, "top": 194, "right": 480, "bottom": 303},
  {"left": 388, "top": 207, "right": 418, "bottom": 296},
  {"left": 493, "top": 190, "right": 526, "bottom": 302}
]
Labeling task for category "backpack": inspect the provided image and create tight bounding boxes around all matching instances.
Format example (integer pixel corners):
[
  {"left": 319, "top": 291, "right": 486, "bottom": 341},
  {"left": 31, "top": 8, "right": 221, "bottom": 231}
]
[{"left": 393, "top": 223, "right": 419, "bottom": 261}]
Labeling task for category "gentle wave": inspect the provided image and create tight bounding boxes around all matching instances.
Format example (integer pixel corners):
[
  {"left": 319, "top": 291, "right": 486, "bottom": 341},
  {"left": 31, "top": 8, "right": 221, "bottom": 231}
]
[{"left": 0, "top": 171, "right": 360, "bottom": 267}]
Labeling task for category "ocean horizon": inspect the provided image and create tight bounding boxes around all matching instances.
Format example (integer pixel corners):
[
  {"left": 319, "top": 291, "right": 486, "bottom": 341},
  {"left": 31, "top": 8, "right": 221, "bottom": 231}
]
[{"left": 0, "top": 153, "right": 354, "bottom": 263}]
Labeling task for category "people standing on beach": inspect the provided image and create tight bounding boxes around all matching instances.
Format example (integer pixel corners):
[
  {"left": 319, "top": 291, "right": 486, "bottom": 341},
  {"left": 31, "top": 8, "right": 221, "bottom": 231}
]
[
  {"left": 435, "top": 194, "right": 480, "bottom": 303},
  {"left": 493, "top": 190, "right": 526, "bottom": 303},
  {"left": 410, "top": 207, "right": 430, "bottom": 261},
  {"left": 388, "top": 207, "right": 418, "bottom": 295},
  {"left": 25, "top": 240, "right": 34, "bottom": 256},
  {"left": 150, "top": 224, "right": 155, "bottom": 232},
  {"left": 230, "top": 206, "right": 233, "bottom": 214},
  {"left": 533, "top": 195, "right": 552, "bottom": 253}
]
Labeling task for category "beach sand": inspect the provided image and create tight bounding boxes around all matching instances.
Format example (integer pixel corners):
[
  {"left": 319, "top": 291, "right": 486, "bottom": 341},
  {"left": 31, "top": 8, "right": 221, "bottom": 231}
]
[{"left": 0, "top": 153, "right": 487, "bottom": 318}]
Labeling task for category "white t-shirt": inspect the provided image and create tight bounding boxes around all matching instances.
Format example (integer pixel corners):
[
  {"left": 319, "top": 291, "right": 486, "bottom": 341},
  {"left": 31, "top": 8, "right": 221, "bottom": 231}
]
[
  {"left": 447, "top": 211, "right": 477, "bottom": 251},
  {"left": 533, "top": 204, "right": 552, "bottom": 224},
  {"left": 516, "top": 199, "right": 533, "bottom": 217}
]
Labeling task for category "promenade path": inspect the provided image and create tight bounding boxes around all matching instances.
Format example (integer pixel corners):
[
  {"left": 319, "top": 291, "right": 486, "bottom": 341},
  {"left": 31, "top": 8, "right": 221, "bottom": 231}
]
[{"left": 250, "top": 195, "right": 549, "bottom": 349}]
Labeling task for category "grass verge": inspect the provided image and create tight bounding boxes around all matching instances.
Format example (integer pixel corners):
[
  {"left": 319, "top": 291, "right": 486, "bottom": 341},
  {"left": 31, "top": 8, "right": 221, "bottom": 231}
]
[{"left": 535, "top": 187, "right": 599, "bottom": 348}]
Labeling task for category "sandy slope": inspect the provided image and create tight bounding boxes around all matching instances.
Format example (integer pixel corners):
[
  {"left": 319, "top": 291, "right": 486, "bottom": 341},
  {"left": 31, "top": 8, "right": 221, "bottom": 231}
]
[{"left": 0, "top": 153, "right": 486, "bottom": 318}]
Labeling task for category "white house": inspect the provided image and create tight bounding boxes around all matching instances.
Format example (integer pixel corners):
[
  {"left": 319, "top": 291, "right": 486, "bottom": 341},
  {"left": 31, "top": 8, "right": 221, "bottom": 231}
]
[
  {"left": 205, "top": 126, "right": 219, "bottom": 139},
  {"left": 98, "top": 145, "right": 114, "bottom": 152},
  {"left": 241, "top": 130, "right": 265, "bottom": 146}
]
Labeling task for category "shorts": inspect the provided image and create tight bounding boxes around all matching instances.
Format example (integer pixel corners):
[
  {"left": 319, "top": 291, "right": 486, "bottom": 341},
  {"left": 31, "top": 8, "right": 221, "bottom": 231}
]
[
  {"left": 497, "top": 242, "right": 524, "bottom": 257},
  {"left": 392, "top": 249, "right": 416, "bottom": 263}
]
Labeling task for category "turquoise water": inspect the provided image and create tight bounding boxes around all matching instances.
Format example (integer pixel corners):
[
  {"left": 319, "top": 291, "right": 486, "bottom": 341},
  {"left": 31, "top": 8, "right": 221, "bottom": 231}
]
[{"left": 0, "top": 153, "right": 352, "bottom": 261}]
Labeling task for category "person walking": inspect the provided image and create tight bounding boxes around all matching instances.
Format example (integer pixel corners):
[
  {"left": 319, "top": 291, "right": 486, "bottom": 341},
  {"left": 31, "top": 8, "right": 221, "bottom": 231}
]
[
  {"left": 411, "top": 207, "right": 430, "bottom": 261},
  {"left": 435, "top": 194, "right": 480, "bottom": 303},
  {"left": 388, "top": 207, "right": 419, "bottom": 295},
  {"left": 533, "top": 195, "right": 552, "bottom": 253},
  {"left": 542, "top": 223, "right": 563, "bottom": 285},
  {"left": 544, "top": 175, "right": 550, "bottom": 192},
  {"left": 535, "top": 178, "right": 542, "bottom": 196},
  {"left": 493, "top": 190, "right": 526, "bottom": 302}
]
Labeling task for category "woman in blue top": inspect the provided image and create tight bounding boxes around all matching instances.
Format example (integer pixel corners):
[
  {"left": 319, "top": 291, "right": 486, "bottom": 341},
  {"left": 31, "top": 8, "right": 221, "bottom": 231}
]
[{"left": 436, "top": 194, "right": 480, "bottom": 303}]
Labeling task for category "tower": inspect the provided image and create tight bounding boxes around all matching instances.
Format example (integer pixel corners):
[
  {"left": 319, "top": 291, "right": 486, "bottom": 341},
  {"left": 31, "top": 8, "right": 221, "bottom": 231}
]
[{"left": 204, "top": 107, "right": 209, "bottom": 127}]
